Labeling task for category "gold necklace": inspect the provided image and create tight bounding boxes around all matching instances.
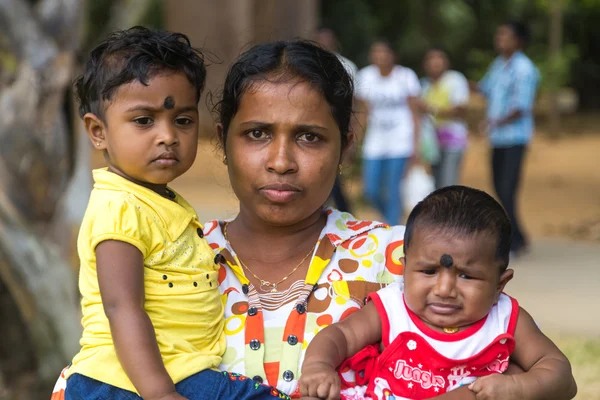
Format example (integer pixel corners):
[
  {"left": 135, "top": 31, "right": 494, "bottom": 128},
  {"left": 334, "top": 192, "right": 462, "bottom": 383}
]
[
  {"left": 223, "top": 222, "right": 317, "bottom": 293},
  {"left": 443, "top": 327, "right": 459, "bottom": 334}
]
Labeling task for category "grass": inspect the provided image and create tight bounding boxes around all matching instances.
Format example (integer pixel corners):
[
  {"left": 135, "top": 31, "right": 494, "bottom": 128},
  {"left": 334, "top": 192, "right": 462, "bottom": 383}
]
[{"left": 551, "top": 334, "right": 600, "bottom": 400}]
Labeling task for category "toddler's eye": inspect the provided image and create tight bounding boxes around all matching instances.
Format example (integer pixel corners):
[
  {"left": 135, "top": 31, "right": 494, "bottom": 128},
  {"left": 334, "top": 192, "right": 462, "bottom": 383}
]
[
  {"left": 134, "top": 117, "right": 153, "bottom": 125},
  {"left": 175, "top": 117, "right": 193, "bottom": 126}
]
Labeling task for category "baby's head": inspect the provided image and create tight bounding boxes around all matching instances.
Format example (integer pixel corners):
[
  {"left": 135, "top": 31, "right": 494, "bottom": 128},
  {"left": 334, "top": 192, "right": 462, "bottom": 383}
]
[
  {"left": 75, "top": 26, "right": 206, "bottom": 187},
  {"left": 402, "top": 185, "right": 513, "bottom": 332}
]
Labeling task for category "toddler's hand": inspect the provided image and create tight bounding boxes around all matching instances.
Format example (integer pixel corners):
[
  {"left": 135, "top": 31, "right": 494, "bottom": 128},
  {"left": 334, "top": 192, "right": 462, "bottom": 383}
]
[
  {"left": 469, "top": 374, "right": 524, "bottom": 400},
  {"left": 299, "top": 361, "right": 341, "bottom": 400}
]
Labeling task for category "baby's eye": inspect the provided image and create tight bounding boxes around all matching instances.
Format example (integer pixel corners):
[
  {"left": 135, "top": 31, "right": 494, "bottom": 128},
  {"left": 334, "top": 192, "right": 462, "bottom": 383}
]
[
  {"left": 247, "top": 129, "right": 269, "bottom": 140},
  {"left": 298, "top": 132, "right": 321, "bottom": 142},
  {"left": 175, "top": 117, "right": 193, "bottom": 126},
  {"left": 459, "top": 274, "right": 474, "bottom": 280},
  {"left": 421, "top": 269, "right": 437, "bottom": 275},
  {"left": 134, "top": 117, "right": 153, "bottom": 125}
]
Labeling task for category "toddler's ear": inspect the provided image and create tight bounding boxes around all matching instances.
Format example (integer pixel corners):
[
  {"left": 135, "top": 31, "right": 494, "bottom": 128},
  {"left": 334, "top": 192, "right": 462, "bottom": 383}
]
[{"left": 84, "top": 113, "right": 107, "bottom": 150}]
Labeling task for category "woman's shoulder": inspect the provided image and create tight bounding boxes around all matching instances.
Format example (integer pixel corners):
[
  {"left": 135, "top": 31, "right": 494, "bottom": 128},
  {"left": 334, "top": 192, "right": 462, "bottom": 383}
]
[
  {"left": 323, "top": 208, "right": 404, "bottom": 241},
  {"left": 322, "top": 208, "right": 405, "bottom": 245}
]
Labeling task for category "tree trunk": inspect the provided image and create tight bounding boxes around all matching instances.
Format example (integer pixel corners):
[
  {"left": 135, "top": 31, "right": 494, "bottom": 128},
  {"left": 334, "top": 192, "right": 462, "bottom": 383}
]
[{"left": 0, "top": 0, "right": 84, "bottom": 394}]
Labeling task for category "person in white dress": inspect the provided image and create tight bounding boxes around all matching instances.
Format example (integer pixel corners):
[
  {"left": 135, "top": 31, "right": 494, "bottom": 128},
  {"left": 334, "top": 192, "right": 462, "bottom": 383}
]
[{"left": 356, "top": 40, "right": 421, "bottom": 224}]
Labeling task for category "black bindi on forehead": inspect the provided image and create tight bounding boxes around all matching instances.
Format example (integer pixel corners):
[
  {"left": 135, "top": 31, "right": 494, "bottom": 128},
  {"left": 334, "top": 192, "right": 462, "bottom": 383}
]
[
  {"left": 163, "top": 96, "right": 175, "bottom": 110},
  {"left": 440, "top": 254, "right": 454, "bottom": 268}
]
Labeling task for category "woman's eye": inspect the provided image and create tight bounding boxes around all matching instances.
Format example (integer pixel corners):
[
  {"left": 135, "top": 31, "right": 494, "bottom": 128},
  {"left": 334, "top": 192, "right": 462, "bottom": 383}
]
[
  {"left": 175, "top": 117, "right": 193, "bottom": 126},
  {"left": 298, "top": 132, "right": 320, "bottom": 142},
  {"left": 247, "top": 129, "right": 268, "bottom": 140},
  {"left": 133, "top": 117, "right": 153, "bottom": 125},
  {"left": 459, "top": 274, "right": 474, "bottom": 280}
]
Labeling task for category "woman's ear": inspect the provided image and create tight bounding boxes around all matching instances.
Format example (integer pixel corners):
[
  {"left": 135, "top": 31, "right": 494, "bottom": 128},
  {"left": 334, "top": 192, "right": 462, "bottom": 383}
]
[
  {"left": 84, "top": 113, "right": 107, "bottom": 150},
  {"left": 341, "top": 131, "right": 356, "bottom": 164}
]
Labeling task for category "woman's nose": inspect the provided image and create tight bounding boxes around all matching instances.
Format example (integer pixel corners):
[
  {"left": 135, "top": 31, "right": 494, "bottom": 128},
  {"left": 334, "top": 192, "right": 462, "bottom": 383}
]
[{"left": 265, "top": 135, "right": 298, "bottom": 175}]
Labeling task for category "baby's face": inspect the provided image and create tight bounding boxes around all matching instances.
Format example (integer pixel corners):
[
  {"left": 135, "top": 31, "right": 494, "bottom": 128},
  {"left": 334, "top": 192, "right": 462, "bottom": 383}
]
[{"left": 402, "top": 228, "right": 513, "bottom": 332}]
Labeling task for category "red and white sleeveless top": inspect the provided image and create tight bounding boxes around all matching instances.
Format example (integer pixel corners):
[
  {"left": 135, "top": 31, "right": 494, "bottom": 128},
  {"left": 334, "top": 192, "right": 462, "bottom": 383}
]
[{"left": 340, "top": 281, "right": 519, "bottom": 400}]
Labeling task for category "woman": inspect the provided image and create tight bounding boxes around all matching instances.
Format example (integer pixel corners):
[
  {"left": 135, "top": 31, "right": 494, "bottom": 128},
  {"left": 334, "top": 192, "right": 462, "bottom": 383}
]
[
  {"left": 420, "top": 47, "right": 470, "bottom": 189},
  {"left": 356, "top": 40, "right": 421, "bottom": 225},
  {"left": 52, "top": 40, "right": 406, "bottom": 399}
]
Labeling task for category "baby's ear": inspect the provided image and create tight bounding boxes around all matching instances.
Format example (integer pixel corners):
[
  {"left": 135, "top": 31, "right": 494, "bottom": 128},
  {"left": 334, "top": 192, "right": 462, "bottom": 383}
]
[
  {"left": 84, "top": 113, "right": 107, "bottom": 150},
  {"left": 497, "top": 268, "right": 514, "bottom": 295}
]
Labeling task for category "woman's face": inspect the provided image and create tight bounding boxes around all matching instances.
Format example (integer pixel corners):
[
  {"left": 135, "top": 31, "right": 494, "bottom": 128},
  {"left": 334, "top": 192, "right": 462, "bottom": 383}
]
[
  {"left": 369, "top": 43, "right": 395, "bottom": 69},
  {"left": 424, "top": 50, "right": 449, "bottom": 79},
  {"left": 221, "top": 79, "right": 345, "bottom": 227}
]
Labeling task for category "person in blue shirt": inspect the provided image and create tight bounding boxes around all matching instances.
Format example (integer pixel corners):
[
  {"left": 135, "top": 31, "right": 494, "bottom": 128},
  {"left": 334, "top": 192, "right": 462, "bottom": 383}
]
[{"left": 476, "top": 21, "right": 540, "bottom": 257}]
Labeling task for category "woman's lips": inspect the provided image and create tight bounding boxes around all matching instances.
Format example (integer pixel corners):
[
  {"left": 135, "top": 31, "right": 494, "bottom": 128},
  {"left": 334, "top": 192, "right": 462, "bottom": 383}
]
[{"left": 259, "top": 183, "right": 302, "bottom": 204}]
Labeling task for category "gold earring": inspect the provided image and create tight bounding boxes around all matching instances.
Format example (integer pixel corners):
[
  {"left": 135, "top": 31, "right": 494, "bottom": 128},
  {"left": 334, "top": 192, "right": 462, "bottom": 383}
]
[
  {"left": 223, "top": 155, "right": 227, "bottom": 165},
  {"left": 338, "top": 164, "right": 343, "bottom": 175},
  {"left": 96, "top": 142, "right": 101, "bottom": 146}
]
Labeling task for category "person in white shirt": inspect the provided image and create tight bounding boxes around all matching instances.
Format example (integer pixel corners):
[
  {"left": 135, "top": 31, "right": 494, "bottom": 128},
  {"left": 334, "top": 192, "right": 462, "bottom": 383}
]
[
  {"left": 315, "top": 27, "right": 358, "bottom": 213},
  {"left": 356, "top": 40, "right": 421, "bottom": 224}
]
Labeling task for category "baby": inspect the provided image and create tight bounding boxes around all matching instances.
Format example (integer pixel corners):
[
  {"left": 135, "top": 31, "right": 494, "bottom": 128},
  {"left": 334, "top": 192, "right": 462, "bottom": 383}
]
[{"left": 300, "top": 185, "right": 576, "bottom": 399}]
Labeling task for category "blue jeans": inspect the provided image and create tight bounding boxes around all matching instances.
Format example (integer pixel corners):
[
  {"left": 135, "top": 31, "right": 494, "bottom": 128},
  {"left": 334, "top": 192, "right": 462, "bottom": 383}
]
[
  {"left": 362, "top": 157, "right": 409, "bottom": 225},
  {"left": 65, "top": 371, "right": 290, "bottom": 400}
]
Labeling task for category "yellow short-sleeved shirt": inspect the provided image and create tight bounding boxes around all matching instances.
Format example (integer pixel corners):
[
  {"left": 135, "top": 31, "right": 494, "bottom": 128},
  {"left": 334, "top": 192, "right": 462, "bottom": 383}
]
[{"left": 66, "top": 168, "right": 225, "bottom": 393}]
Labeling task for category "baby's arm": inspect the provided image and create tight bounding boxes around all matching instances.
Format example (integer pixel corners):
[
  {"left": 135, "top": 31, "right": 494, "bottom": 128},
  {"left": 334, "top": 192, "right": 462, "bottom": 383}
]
[
  {"left": 97, "top": 240, "right": 186, "bottom": 400},
  {"left": 469, "top": 307, "right": 577, "bottom": 399},
  {"left": 299, "top": 301, "right": 383, "bottom": 400}
]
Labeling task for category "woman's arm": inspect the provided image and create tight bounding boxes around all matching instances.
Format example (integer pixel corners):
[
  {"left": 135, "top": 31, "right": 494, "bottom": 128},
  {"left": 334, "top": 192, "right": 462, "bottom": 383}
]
[
  {"left": 97, "top": 240, "right": 186, "bottom": 400},
  {"left": 299, "top": 301, "right": 382, "bottom": 400}
]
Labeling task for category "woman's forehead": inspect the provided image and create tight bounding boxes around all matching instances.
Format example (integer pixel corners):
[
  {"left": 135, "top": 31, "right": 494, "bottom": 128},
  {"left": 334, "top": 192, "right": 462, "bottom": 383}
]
[{"left": 233, "top": 80, "right": 335, "bottom": 126}]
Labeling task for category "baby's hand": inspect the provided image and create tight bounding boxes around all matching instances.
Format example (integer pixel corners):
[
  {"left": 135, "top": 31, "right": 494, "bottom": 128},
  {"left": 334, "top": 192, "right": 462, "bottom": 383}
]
[
  {"left": 469, "top": 374, "right": 524, "bottom": 399},
  {"left": 299, "top": 361, "right": 341, "bottom": 400}
]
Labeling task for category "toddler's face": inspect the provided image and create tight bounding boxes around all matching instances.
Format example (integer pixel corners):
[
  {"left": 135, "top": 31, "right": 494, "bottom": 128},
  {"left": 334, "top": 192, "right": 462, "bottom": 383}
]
[
  {"left": 87, "top": 72, "right": 199, "bottom": 188},
  {"left": 401, "top": 227, "right": 513, "bottom": 332}
]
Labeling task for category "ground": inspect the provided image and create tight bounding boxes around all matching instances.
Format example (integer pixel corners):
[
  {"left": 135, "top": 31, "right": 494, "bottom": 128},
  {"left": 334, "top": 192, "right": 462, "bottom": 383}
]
[{"left": 170, "top": 133, "right": 600, "bottom": 399}]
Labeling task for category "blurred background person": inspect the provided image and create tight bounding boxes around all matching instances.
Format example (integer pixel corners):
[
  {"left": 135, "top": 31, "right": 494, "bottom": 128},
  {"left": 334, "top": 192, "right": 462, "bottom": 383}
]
[
  {"left": 356, "top": 40, "right": 421, "bottom": 225},
  {"left": 419, "top": 47, "right": 470, "bottom": 189},
  {"left": 476, "top": 21, "right": 540, "bottom": 257},
  {"left": 315, "top": 26, "right": 357, "bottom": 213}
]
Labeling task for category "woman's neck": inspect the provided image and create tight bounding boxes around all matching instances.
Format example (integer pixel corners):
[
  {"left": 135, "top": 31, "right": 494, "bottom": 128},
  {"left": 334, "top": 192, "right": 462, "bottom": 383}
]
[
  {"left": 378, "top": 65, "right": 394, "bottom": 77},
  {"left": 227, "top": 207, "right": 326, "bottom": 263}
]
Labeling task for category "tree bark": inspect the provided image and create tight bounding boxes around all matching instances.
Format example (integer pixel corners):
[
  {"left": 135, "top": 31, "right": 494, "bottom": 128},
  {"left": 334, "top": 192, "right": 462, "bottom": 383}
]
[{"left": 0, "top": 0, "right": 84, "bottom": 390}]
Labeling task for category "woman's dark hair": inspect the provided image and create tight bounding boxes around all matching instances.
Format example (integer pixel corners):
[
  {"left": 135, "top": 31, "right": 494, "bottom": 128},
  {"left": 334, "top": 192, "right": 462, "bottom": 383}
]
[
  {"left": 214, "top": 40, "right": 354, "bottom": 150},
  {"left": 74, "top": 26, "right": 206, "bottom": 119},
  {"left": 404, "top": 185, "right": 512, "bottom": 270},
  {"left": 426, "top": 46, "right": 450, "bottom": 60},
  {"left": 371, "top": 38, "right": 395, "bottom": 53}
]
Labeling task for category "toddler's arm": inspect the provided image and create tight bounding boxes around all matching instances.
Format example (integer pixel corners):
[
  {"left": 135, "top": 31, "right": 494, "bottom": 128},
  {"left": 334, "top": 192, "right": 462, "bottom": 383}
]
[
  {"left": 469, "top": 307, "right": 577, "bottom": 399},
  {"left": 299, "top": 301, "right": 382, "bottom": 400},
  {"left": 97, "top": 240, "right": 186, "bottom": 400}
]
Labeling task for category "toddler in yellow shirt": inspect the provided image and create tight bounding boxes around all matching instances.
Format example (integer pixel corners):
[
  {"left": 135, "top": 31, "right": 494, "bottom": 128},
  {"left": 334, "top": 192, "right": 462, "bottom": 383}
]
[{"left": 62, "top": 27, "right": 289, "bottom": 400}]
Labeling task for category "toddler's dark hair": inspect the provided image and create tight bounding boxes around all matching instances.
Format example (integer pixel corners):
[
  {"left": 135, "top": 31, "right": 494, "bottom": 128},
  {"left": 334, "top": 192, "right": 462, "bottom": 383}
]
[
  {"left": 404, "top": 185, "right": 512, "bottom": 269},
  {"left": 74, "top": 26, "right": 206, "bottom": 119},
  {"left": 214, "top": 40, "right": 354, "bottom": 151}
]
